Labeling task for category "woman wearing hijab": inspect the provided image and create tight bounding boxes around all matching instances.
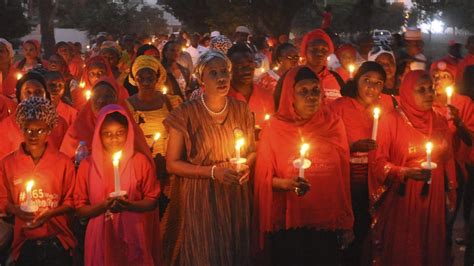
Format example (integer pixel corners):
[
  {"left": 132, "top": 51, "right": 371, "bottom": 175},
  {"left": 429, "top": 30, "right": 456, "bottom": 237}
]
[
  {"left": 123, "top": 44, "right": 162, "bottom": 96},
  {"left": 370, "top": 70, "right": 457, "bottom": 265},
  {"left": 44, "top": 71, "right": 78, "bottom": 127},
  {"left": 162, "top": 50, "right": 255, "bottom": 265},
  {"left": 0, "top": 71, "right": 68, "bottom": 159},
  {"left": 330, "top": 61, "right": 394, "bottom": 265},
  {"left": 74, "top": 104, "right": 161, "bottom": 266},
  {"left": 254, "top": 66, "right": 353, "bottom": 265},
  {"left": 0, "top": 97, "right": 76, "bottom": 266},
  {"left": 15, "top": 40, "right": 47, "bottom": 75},
  {"left": 0, "top": 38, "right": 18, "bottom": 98}
]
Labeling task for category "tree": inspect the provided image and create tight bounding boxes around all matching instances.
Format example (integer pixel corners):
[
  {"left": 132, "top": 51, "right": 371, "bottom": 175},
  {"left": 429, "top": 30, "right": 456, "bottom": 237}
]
[
  {"left": 0, "top": 1, "right": 31, "bottom": 40},
  {"left": 38, "top": 0, "right": 58, "bottom": 58}
]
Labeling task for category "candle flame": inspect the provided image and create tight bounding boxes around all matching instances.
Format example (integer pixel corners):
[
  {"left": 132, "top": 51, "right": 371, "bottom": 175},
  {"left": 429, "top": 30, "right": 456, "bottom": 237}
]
[
  {"left": 327, "top": 56, "right": 331, "bottom": 62},
  {"left": 86, "top": 45, "right": 90, "bottom": 50},
  {"left": 112, "top": 151, "right": 122, "bottom": 166},
  {"left": 181, "top": 47, "right": 186, "bottom": 52},
  {"left": 446, "top": 86, "right": 453, "bottom": 97},
  {"left": 348, "top": 64, "right": 355, "bottom": 73},
  {"left": 79, "top": 81, "right": 86, "bottom": 88},
  {"left": 84, "top": 90, "right": 92, "bottom": 101},
  {"left": 426, "top": 142, "right": 433, "bottom": 154},
  {"left": 273, "top": 66, "right": 279, "bottom": 71},
  {"left": 16, "top": 73, "right": 23, "bottom": 80},
  {"left": 235, "top": 138, "right": 245, "bottom": 150},
  {"left": 373, "top": 107, "right": 381, "bottom": 119},
  {"left": 25, "top": 180, "right": 34, "bottom": 192},
  {"left": 300, "top": 143, "right": 309, "bottom": 156},
  {"left": 264, "top": 114, "right": 271, "bottom": 121},
  {"left": 162, "top": 86, "right": 168, "bottom": 94},
  {"left": 153, "top": 132, "right": 161, "bottom": 141}
]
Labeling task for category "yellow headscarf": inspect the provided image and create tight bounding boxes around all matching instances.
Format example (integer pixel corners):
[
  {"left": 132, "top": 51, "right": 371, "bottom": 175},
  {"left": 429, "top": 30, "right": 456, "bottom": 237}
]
[{"left": 130, "top": 55, "right": 167, "bottom": 88}]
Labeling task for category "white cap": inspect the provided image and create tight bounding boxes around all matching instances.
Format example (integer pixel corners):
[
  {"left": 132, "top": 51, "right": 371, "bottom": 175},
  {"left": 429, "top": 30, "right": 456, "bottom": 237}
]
[
  {"left": 235, "top": 26, "right": 251, "bottom": 34},
  {"left": 210, "top": 31, "right": 220, "bottom": 38}
]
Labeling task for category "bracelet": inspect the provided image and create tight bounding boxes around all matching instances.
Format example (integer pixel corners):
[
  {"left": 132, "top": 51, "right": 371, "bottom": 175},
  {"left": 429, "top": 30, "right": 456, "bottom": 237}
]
[{"left": 210, "top": 165, "right": 217, "bottom": 180}]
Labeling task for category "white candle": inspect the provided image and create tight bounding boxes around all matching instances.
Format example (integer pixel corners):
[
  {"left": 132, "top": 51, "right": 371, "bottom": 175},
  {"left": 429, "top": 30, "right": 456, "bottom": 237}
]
[
  {"left": 299, "top": 143, "right": 309, "bottom": 178},
  {"left": 84, "top": 90, "right": 92, "bottom": 101},
  {"left": 25, "top": 180, "right": 34, "bottom": 208},
  {"left": 235, "top": 138, "right": 245, "bottom": 161},
  {"left": 446, "top": 86, "right": 453, "bottom": 105},
  {"left": 426, "top": 142, "right": 433, "bottom": 167},
  {"left": 372, "top": 107, "right": 381, "bottom": 140},
  {"left": 112, "top": 151, "right": 122, "bottom": 193},
  {"left": 348, "top": 64, "right": 355, "bottom": 79}
]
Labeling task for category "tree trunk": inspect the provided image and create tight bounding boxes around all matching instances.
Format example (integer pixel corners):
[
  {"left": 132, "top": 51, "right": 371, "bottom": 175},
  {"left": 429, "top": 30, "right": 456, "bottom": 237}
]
[{"left": 38, "top": 0, "right": 57, "bottom": 58}]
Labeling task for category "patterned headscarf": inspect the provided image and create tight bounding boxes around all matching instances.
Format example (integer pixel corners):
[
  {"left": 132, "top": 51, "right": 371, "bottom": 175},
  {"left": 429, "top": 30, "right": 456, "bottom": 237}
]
[
  {"left": 130, "top": 55, "right": 167, "bottom": 87},
  {"left": 194, "top": 50, "right": 231, "bottom": 84},
  {"left": 210, "top": 35, "right": 233, "bottom": 54},
  {"left": 16, "top": 96, "right": 58, "bottom": 129}
]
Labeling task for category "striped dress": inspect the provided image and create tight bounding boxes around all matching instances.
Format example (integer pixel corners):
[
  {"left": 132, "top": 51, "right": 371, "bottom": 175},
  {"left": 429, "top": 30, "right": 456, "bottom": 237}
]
[{"left": 162, "top": 98, "right": 255, "bottom": 266}]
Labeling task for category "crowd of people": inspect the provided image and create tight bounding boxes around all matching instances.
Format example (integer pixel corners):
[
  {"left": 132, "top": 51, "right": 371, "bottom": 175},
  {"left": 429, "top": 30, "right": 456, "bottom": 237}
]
[{"left": 0, "top": 21, "right": 473, "bottom": 266}]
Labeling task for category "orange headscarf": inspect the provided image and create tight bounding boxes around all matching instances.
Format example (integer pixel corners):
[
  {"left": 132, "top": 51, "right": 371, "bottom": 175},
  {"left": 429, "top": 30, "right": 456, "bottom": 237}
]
[{"left": 300, "top": 29, "right": 334, "bottom": 57}]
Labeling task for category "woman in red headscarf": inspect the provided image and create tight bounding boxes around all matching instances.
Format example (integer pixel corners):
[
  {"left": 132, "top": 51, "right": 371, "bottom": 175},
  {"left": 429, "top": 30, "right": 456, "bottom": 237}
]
[
  {"left": 71, "top": 56, "right": 128, "bottom": 110},
  {"left": 431, "top": 59, "right": 474, "bottom": 247},
  {"left": 60, "top": 77, "right": 147, "bottom": 163},
  {"left": 369, "top": 70, "right": 457, "bottom": 265},
  {"left": 254, "top": 66, "right": 353, "bottom": 265},
  {"left": 329, "top": 61, "right": 394, "bottom": 265},
  {"left": 335, "top": 44, "right": 358, "bottom": 82},
  {"left": 15, "top": 40, "right": 47, "bottom": 74},
  {"left": 0, "top": 38, "right": 18, "bottom": 98},
  {"left": 300, "top": 28, "right": 344, "bottom": 103},
  {"left": 74, "top": 104, "right": 161, "bottom": 266}
]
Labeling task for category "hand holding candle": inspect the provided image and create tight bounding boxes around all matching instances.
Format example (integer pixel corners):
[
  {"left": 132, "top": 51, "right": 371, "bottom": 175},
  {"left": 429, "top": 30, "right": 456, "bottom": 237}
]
[{"left": 372, "top": 107, "right": 381, "bottom": 140}]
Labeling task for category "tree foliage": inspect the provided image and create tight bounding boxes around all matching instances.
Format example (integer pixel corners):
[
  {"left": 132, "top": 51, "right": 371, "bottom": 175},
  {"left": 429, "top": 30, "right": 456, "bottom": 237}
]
[{"left": 0, "top": 1, "right": 31, "bottom": 40}]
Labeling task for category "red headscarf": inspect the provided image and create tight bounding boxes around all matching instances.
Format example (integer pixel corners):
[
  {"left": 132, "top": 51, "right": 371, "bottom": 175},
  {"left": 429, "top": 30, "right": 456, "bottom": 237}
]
[
  {"left": 300, "top": 29, "right": 334, "bottom": 57},
  {"left": 23, "top": 39, "right": 41, "bottom": 52},
  {"left": 430, "top": 59, "right": 457, "bottom": 80},
  {"left": 335, "top": 43, "right": 357, "bottom": 60},
  {"left": 399, "top": 70, "right": 434, "bottom": 135},
  {"left": 80, "top": 56, "right": 114, "bottom": 89}
]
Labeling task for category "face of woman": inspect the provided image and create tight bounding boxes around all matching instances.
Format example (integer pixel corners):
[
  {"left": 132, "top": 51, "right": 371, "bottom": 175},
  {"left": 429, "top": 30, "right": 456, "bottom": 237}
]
[
  {"left": 293, "top": 79, "right": 322, "bottom": 120},
  {"left": 100, "top": 120, "right": 128, "bottom": 154},
  {"left": 136, "top": 68, "right": 158, "bottom": 92},
  {"left": 100, "top": 50, "right": 119, "bottom": 68},
  {"left": 22, "top": 119, "right": 50, "bottom": 151},
  {"left": 375, "top": 53, "right": 396, "bottom": 81},
  {"left": 46, "top": 77, "right": 65, "bottom": 105},
  {"left": 20, "top": 80, "right": 46, "bottom": 101},
  {"left": 356, "top": 71, "right": 384, "bottom": 106},
  {"left": 305, "top": 39, "right": 329, "bottom": 69},
  {"left": 0, "top": 44, "right": 10, "bottom": 66},
  {"left": 91, "top": 84, "right": 118, "bottom": 115},
  {"left": 23, "top": 43, "right": 38, "bottom": 60},
  {"left": 230, "top": 52, "right": 256, "bottom": 86},
  {"left": 338, "top": 50, "right": 356, "bottom": 70},
  {"left": 48, "top": 55, "right": 65, "bottom": 72},
  {"left": 164, "top": 43, "right": 181, "bottom": 63},
  {"left": 279, "top": 47, "right": 299, "bottom": 71},
  {"left": 413, "top": 76, "right": 435, "bottom": 111},
  {"left": 431, "top": 70, "right": 454, "bottom": 95},
  {"left": 201, "top": 58, "right": 231, "bottom": 98},
  {"left": 57, "top": 46, "right": 72, "bottom": 62},
  {"left": 87, "top": 64, "right": 107, "bottom": 85}
]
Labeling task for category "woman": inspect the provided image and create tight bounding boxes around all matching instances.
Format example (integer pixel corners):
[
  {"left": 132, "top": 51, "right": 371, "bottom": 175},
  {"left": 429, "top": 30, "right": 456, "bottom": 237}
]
[
  {"left": 162, "top": 40, "right": 191, "bottom": 100},
  {"left": 15, "top": 40, "right": 47, "bottom": 74},
  {"left": 73, "top": 56, "right": 129, "bottom": 110},
  {"left": 255, "top": 43, "right": 299, "bottom": 94},
  {"left": 0, "top": 97, "right": 76, "bottom": 265},
  {"left": 335, "top": 44, "right": 358, "bottom": 82},
  {"left": 254, "top": 66, "right": 354, "bottom": 265},
  {"left": 55, "top": 41, "right": 83, "bottom": 80},
  {"left": 74, "top": 105, "right": 161, "bottom": 266},
  {"left": 370, "top": 70, "right": 457, "bottom": 265},
  {"left": 330, "top": 61, "right": 394, "bottom": 265},
  {"left": 44, "top": 71, "right": 78, "bottom": 126},
  {"left": 368, "top": 46, "right": 398, "bottom": 96},
  {"left": 123, "top": 44, "right": 162, "bottom": 96},
  {"left": 99, "top": 42, "right": 123, "bottom": 80},
  {"left": 47, "top": 53, "right": 75, "bottom": 103},
  {"left": 0, "top": 71, "right": 68, "bottom": 159},
  {"left": 0, "top": 38, "right": 18, "bottom": 97},
  {"left": 162, "top": 50, "right": 255, "bottom": 265}
]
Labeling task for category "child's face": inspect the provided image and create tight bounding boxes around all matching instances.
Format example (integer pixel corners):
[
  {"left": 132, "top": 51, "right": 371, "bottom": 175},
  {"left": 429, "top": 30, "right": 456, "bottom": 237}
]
[
  {"left": 100, "top": 120, "right": 128, "bottom": 154},
  {"left": 22, "top": 119, "right": 50, "bottom": 151}
]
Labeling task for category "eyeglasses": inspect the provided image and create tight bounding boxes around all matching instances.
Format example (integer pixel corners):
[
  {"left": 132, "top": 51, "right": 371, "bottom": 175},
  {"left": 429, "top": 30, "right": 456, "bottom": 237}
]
[{"left": 23, "top": 128, "right": 50, "bottom": 136}]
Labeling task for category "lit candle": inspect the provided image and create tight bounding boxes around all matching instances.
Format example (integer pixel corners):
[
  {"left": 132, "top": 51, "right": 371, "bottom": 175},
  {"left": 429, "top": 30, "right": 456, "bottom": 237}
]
[
  {"left": 264, "top": 114, "right": 271, "bottom": 121},
  {"left": 426, "top": 142, "right": 433, "bottom": 167},
  {"left": 235, "top": 138, "right": 245, "bottom": 161},
  {"left": 273, "top": 66, "right": 279, "bottom": 71},
  {"left": 372, "top": 107, "right": 381, "bottom": 140},
  {"left": 86, "top": 45, "right": 90, "bottom": 50},
  {"left": 112, "top": 151, "right": 122, "bottom": 194},
  {"left": 162, "top": 86, "right": 168, "bottom": 95},
  {"left": 79, "top": 81, "right": 86, "bottom": 88},
  {"left": 25, "top": 180, "right": 34, "bottom": 208},
  {"left": 16, "top": 73, "right": 23, "bottom": 80},
  {"left": 84, "top": 90, "right": 92, "bottom": 101},
  {"left": 151, "top": 132, "right": 161, "bottom": 148},
  {"left": 181, "top": 47, "right": 186, "bottom": 52},
  {"left": 299, "top": 143, "right": 309, "bottom": 178},
  {"left": 299, "top": 57, "right": 304, "bottom": 63},
  {"left": 446, "top": 86, "right": 453, "bottom": 105},
  {"left": 348, "top": 64, "right": 355, "bottom": 79}
]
